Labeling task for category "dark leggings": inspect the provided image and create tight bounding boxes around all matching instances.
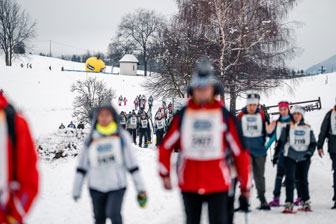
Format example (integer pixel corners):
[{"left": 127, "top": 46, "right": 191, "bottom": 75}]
[
  {"left": 284, "top": 157, "right": 311, "bottom": 203},
  {"left": 182, "top": 192, "right": 228, "bottom": 224},
  {"left": 330, "top": 153, "right": 336, "bottom": 201},
  {"left": 89, "top": 188, "right": 125, "bottom": 224}
]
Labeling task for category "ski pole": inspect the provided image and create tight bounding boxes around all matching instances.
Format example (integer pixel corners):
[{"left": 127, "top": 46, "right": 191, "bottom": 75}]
[{"left": 245, "top": 212, "right": 248, "bottom": 224}]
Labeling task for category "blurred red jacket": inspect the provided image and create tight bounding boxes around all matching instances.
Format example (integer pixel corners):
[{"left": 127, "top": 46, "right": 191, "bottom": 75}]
[{"left": 0, "top": 95, "right": 39, "bottom": 224}]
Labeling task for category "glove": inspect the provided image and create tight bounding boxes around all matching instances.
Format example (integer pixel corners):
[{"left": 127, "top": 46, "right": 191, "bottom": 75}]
[
  {"left": 137, "top": 192, "right": 147, "bottom": 208},
  {"left": 236, "top": 195, "right": 249, "bottom": 212},
  {"left": 272, "top": 156, "right": 278, "bottom": 166},
  {"left": 73, "top": 195, "right": 80, "bottom": 202},
  {"left": 304, "top": 152, "right": 312, "bottom": 160}
]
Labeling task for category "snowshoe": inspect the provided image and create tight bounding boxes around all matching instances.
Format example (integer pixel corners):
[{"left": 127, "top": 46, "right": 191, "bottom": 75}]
[
  {"left": 258, "top": 202, "right": 271, "bottom": 210},
  {"left": 282, "top": 202, "right": 296, "bottom": 214},
  {"left": 144, "top": 144, "right": 148, "bottom": 148},
  {"left": 294, "top": 197, "right": 302, "bottom": 206},
  {"left": 298, "top": 201, "right": 312, "bottom": 212},
  {"left": 269, "top": 197, "right": 280, "bottom": 207}
]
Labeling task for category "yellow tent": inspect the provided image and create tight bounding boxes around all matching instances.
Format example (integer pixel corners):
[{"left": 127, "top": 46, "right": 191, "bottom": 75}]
[{"left": 85, "top": 57, "right": 105, "bottom": 72}]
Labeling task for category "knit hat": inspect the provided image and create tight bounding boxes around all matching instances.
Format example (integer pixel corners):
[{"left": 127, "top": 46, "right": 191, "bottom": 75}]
[
  {"left": 291, "top": 105, "right": 305, "bottom": 117},
  {"left": 187, "top": 57, "right": 223, "bottom": 96},
  {"left": 246, "top": 92, "right": 260, "bottom": 105},
  {"left": 278, "top": 101, "right": 290, "bottom": 110}
]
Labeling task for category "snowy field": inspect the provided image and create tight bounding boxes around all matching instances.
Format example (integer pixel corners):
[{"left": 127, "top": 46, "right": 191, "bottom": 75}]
[{"left": 1, "top": 55, "right": 336, "bottom": 223}]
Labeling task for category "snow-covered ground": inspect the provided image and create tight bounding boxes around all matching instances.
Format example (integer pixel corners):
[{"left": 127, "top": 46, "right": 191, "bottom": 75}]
[{"left": 1, "top": 55, "right": 336, "bottom": 223}]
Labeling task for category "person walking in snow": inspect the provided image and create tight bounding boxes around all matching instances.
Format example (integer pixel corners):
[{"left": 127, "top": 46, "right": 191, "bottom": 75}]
[
  {"left": 59, "top": 123, "right": 65, "bottom": 129},
  {"left": 317, "top": 99, "right": 336, "bottom": 209},
  {"left": 123, "top": 97, "right": 127, "bottom": 106},
  {"left": 168, "top": 102, "right": 173, "bottom": 114},
  {"left": 118, "top": 95, "right": 123, "bottom": 107},
  {"left": 134, "top": 97, "right": 139, "bottom": 111},
  {"left": 237, "top": 92, "right": 272, "bottom": 210},
  {"left": 0, "top": 95, "right": 39, "bottom": 224},
  {"left": 148, "top": 96, "right": 154, "bottom": 111},
  {"left": 139, "top": 99, "right": 145, "bottom": 113},
  {"left": 119, "top": 111, "right": 127, "bottom": 129},
  {"left": 154, "top": 113, "right": 165, "bottom": 146},
  {"left": 127, "top": 112, "right": 138, "bottom": 144},
  {"left": 274, "top": 106, "right": 316, "bottom": 213},
  {"left": 159, "top": 57, "right": 251, "bottom": 224},
  {"left": 138, "top": 113, "right": 149, "bottom": 148},
  {"left": 267, "top": 101, "right": 302, "bottom": 207},
  {"left": 72, "top": 102, "right": 147, "bottom": 224}
]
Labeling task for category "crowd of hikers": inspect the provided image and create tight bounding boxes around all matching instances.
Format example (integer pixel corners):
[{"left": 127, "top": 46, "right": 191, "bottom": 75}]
[{"left": 1, "top": 57, "right": 336, "bottom": 224}]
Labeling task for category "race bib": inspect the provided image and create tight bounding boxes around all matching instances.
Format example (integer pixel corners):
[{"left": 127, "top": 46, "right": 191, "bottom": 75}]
[
  {"left": 181, "top": 109, "right": 224, "bottom": 160},
  {"left": 130, "top": 118, "right": 137, "bottom": 125},
  {"left": 120, "top": 117, "right": 126, "bottom": 125},
  {"left": 276, "top": 122, "right": 288, "bottom": 141},
  {"left": 156, "top": 120, "right": 164, "bottom": 129},
  {"left": 141, "top": 120, "right": 148, "bottom": 128},
  {"left": 331, "top": 111, "right": 336, "bottom": 135},
  {"left": 289, "top": 125, "right": 310, "bottom": 152},
  {"left": 241, "top": 114, "right": 263, "bottom": 138},
  {"left": 88, "top": 136, "right": 123, "bottom": 168}
]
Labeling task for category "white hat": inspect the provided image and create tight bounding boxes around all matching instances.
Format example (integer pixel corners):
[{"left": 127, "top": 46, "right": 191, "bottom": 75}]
[
  {"left": 246, "top": 92, "right": 260, "bottom": 105},
  {"left": 291, "top": 105, "right": 305, "bottom": 117}
]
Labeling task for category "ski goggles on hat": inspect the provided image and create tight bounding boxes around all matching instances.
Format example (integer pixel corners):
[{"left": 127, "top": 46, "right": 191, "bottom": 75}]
[
  {"left": 190, "top": 76, "right": 217, "bottom": 88},
  {"left": 247, "top": 93, "right": 260, "bottom": 99}
]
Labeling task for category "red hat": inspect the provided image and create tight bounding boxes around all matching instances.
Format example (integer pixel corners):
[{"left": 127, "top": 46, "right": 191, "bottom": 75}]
[
  {"left": 278, "top": 101, "right": 289, "bottom": 110},
  {"left": 0, "top": 95, "right": 9, "bottom": 109}
]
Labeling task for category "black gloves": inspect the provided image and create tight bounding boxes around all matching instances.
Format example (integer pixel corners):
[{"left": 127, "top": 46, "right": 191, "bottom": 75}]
[
  {"left": 272, "top": 156, "right": 278, "bottom": 166},
  {"left": 304, "top": 152, "right": 312, "bottom": 160}
]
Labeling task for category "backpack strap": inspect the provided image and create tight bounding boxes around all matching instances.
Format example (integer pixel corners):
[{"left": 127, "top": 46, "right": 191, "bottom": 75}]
[{"left": 4, "top": 104, "right": 17, "bottom": 181}]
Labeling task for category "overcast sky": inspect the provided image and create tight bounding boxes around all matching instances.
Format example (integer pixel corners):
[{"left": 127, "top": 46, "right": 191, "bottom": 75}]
[{"left": 17, "top": 0, "right": 336, "bottom": 70}]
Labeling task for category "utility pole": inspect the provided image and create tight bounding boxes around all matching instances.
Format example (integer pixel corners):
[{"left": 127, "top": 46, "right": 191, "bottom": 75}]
[{"left": 49, "top": 40, "right": 52, "bottom": 57}]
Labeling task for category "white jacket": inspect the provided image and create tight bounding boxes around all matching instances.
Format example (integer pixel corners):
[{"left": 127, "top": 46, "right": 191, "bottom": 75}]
[{"left": 72, "top": 129, "right": 146, "bottom": 197}]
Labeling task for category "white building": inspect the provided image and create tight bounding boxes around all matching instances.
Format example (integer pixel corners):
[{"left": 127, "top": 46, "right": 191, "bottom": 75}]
[{"left": 119, "top": 54, "right": 139, "bottom": 76}]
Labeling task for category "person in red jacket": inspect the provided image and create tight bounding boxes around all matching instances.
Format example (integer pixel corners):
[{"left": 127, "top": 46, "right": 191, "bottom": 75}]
[
  {"left": 0, "top": 95, "right": 39, "bottom": 224},
  {"left": 158, "top": 57, "right": 251, "bottom": 224}
]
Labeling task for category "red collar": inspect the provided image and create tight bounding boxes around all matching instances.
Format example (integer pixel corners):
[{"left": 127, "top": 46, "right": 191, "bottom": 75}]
[{"left": 187, "top": 98, "right": 222, "bottom": 110}]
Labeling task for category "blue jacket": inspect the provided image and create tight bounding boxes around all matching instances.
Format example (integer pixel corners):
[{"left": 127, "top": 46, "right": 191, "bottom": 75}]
[
  {"left": 238, "top": 107, "right": 270, "bottom": 157},
  {"left": 265, "top": 115, "right": 292, "bottom": 150}
]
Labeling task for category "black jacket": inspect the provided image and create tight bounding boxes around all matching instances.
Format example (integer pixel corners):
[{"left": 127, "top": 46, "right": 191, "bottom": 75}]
[
  {"left": 317, "top": 106, "right": 336, "bottom": 153},
  {"left": 274, "top": 120, "right": 316, "bottom": 162}
]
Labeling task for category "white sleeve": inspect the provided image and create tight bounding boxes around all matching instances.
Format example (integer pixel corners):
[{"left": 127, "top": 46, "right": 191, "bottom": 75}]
[{"left": 72, "top": 145, "right": 89, "bottom": 198}]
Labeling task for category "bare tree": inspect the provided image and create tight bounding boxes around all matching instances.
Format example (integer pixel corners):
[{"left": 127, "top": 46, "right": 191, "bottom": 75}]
[
  {"left": 107, "top": 34, "right": 137, "bottom": 67},
  {"left": 143, "top": 15, "right": 210, "bottom": 98},
  {"left": 71, "top": 78, "right": 116, "bottom": 124},
  {"left": 174, "top": 0, "right": 299, "bottom": 112},
  {"left": 118, "top": 8, "right": 166, "bottom": 76},
  {"left": 0, "top": 0, "right": 36, "bottom": 66}
]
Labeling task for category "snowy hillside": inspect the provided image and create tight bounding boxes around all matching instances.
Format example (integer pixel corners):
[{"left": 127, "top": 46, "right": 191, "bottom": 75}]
[{"left": 1, "top": 55, "right": 336, "bottom": 224}]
